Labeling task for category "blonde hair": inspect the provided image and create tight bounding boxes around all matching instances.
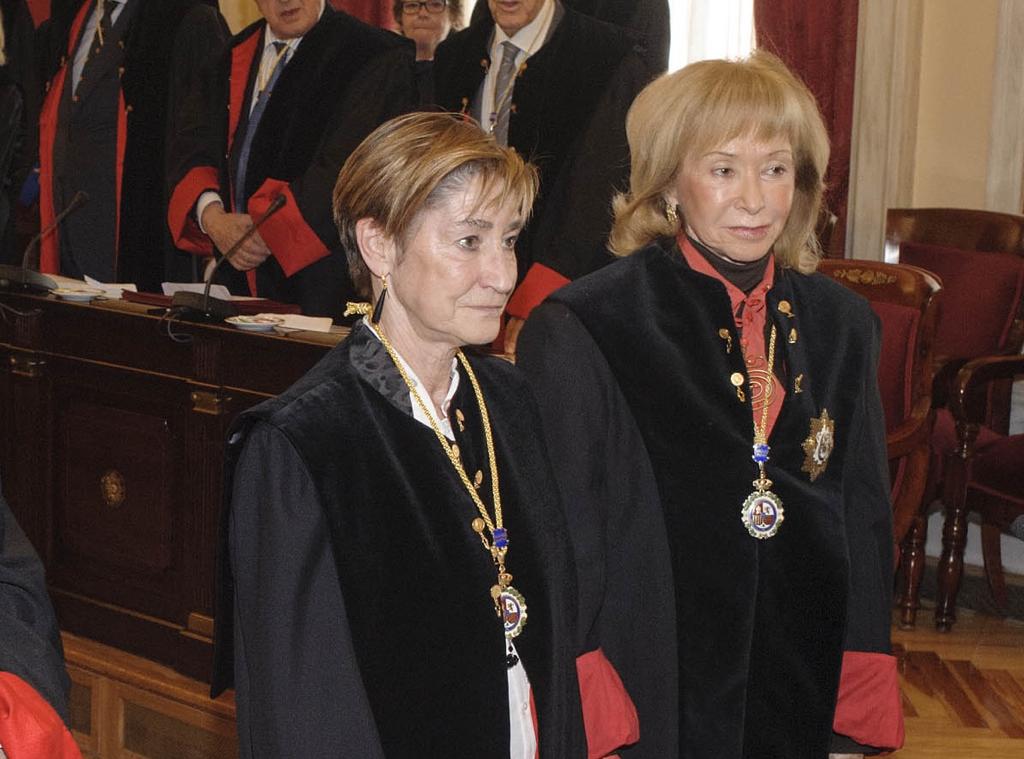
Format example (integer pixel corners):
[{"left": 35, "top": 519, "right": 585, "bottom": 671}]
[
  {"left": 333, "top": 112, "right": 538, "bottom": 297},
  {"left": 609, "top": 51, "right": 830, "bottom": 273}
]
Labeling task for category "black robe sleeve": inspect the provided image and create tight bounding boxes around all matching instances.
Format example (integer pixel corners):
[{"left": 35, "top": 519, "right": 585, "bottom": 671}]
[
  {"left": 229, "top": 422, "right": 385, "bottom": 758},
  {"left": 830, "top": 311, "right": 902, "bottom": 754},
  {"left": 0, "top": 486, "right": 71, "bottom": 725},
  {"left": 517, "top": 301, "right": 679, "bottom": 759}
]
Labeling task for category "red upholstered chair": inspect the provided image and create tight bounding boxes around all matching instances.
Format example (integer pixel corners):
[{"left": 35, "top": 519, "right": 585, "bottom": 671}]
[
  {"left": 817, "top": 260, "right": 941, "bottom": 628},
  {"left": 942, "top": 355, "right": 1024, "bottom": 614},
  {"left": 885, "top": 208, "right": 1024, "bottom": 630}
]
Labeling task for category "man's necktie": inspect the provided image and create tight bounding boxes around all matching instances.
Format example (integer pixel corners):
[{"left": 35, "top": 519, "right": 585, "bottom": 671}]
[
  {"left": 236, "top": 41, "right": 289, "bottom": 213},
  {"left": 75, "top": 0, "right": 119, "bottom": 95},
  {"left": 491, "top": 41, "right": 520, "bottom": 146}
]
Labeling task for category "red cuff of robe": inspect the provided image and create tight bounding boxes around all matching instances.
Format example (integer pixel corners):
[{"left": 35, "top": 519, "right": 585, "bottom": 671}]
[
  {"left": 0, "top": 673, "right": 81, "bottom": 758},
  {"left": 168, "top": 166, "right": 219, "bottom": 256},
  {"left": 576, "top": 648, "right": 639, "bottom": 758},
  {"left": 832, "top": 651, "right": 905, "bottom": 750},
  {"left": 506, "top": 263, "right": 570, "bottom": 320},
  {"left": 248, "top": 180, "right": 329, "bottom": 277}
]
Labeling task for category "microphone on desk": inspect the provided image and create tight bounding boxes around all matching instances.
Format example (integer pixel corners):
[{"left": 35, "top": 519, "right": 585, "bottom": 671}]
[
  {"left": 0, "top": 190, "right": 90, "bottom": 292},
  {"left": 171, "top": 194, "right": 287, "bottom": 321}
]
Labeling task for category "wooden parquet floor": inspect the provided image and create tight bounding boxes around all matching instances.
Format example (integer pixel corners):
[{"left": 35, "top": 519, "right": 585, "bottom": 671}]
[{"left": 893, "top": 604, "right": 1024, "bottom": 758}]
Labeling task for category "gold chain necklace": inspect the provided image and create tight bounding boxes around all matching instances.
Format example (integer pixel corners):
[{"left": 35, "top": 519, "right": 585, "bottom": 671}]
[
  {"left": 367, "top": 315, "right": 529, "bottom": 639},
  {"left": 740, "top": 325, "right": 785, "bottom": 539}
]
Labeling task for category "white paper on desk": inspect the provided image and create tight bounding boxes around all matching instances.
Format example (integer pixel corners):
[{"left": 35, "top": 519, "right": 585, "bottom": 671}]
[
  {"left": 83, "top": 275, "right": 138, "bottom": 298},
  {"left": 162, "top": 282, "right": 233, "bottom": 300},
  {"left": 263, "top": 313, "right": 333, "bottom": 333}
]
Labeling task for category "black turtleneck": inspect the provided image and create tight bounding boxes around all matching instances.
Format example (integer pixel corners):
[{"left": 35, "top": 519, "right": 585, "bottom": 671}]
[{"left": 687, "top": 235, "right": 771, "bottom": 294}]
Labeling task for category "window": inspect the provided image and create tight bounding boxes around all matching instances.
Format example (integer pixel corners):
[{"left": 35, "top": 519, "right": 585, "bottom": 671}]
[{"left": 668, "top": 0, "right": 755, "bottom": 71}]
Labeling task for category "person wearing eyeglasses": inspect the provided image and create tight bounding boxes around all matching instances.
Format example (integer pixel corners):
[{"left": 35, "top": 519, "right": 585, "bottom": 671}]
[{"left": 393, "top": 0, "right": 462, "bottom": 103}]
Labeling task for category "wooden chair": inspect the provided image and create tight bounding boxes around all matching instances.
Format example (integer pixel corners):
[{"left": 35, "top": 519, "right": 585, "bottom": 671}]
[
  {"left": 818, "top": 259, "right": 941, "bottom": 628},
  {"left": 942, "top": 355, "right": 1024, "bottom": 615},
  {"left": 885, "top": 207, "right": 1024, "bottom": 630}
]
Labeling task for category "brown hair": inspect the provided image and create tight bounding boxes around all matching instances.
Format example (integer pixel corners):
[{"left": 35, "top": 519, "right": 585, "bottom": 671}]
[
  {"left": 609, "top": 51, "right": 830, "bottom": 272},
  {"left": 392, "top": 0, "right": 464, "bottom": 33},
  {"left": 333, "top": 112, "right": 538, "bottom": 297}
]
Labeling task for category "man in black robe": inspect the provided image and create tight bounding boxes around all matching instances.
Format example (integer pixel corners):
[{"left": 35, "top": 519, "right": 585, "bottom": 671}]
[
  {"left": 37, "top": 0, "right": 227, "bottom": 290},
  {"left": 432, "top": 0, "right": 653, "bottom": 342},
  {"left": 166, "top": 0, "right": 415, "bottom": 318},
  {"left": 470, "top": 0, "right": 669, "bottom": 73}
]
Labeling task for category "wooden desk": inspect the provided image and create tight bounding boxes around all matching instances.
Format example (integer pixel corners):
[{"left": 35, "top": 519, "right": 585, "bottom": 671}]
[{"left": 0, "top": 291, "right": 342, "bottom": 683}]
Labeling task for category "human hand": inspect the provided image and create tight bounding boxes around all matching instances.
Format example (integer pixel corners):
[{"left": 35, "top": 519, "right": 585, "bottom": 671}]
[
  {"left": 504, "top": 316, "right": 525, "bottom": 358},
  {"left": 201, "top": 205, "right": 272, "bottom": 271}
]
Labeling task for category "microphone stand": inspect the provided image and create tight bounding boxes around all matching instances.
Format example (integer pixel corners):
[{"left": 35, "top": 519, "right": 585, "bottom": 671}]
[
  {"left": 0, "top": 191, "right": 90, "bottom": 292},
  {"left": 171, "top": 195, "right": 287, "bottom": 322}
]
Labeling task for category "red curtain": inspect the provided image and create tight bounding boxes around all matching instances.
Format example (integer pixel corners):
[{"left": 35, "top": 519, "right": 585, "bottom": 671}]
[
  {"left": 330, "top": 0, "right": 394, "bottom": 29},
  {"left": 754, "top": 0, "right": 858, "bottom": 258}
]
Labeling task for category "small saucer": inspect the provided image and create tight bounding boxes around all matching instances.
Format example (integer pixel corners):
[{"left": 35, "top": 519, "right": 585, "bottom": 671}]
[
  {"left": 225, "top": 315, "right": 284, "bottom": 332},
  {"left": 52, "top": 287, "right": 104, "bottom": 302}
]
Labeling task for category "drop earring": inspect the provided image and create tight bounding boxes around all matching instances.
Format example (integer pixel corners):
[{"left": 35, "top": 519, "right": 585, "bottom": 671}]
[{"left": 371, "top": 274, "right": 387, "bottom": 324}]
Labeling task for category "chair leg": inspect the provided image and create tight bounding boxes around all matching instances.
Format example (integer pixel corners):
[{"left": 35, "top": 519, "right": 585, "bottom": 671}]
[
  {"left": 981, "top": 522, "right": 1008, "bottom": 612},
  {"left": 934, "top": 487, "right": 969, "bottom": 632},
  {"left": 898, "top": 514, "right": 927, "bottom": 629}
]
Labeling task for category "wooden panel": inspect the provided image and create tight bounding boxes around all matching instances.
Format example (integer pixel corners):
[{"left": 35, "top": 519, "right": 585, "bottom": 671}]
[
  {"left": 65, "top": 633, "right": 237, "bottom": 759},
  {"left": 0, "top": 291, "right": 342, "bottom": 680}
]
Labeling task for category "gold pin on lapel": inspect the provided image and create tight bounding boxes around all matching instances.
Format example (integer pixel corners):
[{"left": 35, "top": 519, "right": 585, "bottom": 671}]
[
  {"left": 778, "top": 300, "right": 794, "bottom": 318},
  {"left": 473, "top": 470, "right": 483, "bottom": 489},
  {"left": 794, "top": 374, "right": 804, "bottom": 394},
  {"left": 718, "top": 328, "right": 733, "bottom": 353},
  {"left": 788, "top": 328, "right": 798, "bottom": 344},
  {"left": 455, "top": 409, "right": 466, "bottom": 432}
]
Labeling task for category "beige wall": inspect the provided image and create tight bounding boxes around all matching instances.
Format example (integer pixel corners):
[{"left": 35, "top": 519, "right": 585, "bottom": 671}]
[
  {"left": 911, "top": 0, "right": 998, "bottom": 208},
  {"left": 220, "top": 0, "right": 261, "bottom": 34}
]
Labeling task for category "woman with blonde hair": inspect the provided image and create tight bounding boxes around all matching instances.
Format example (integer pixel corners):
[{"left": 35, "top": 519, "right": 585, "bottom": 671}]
[{"left": 518, "top": 52, "right": 904, "bottom": 758}]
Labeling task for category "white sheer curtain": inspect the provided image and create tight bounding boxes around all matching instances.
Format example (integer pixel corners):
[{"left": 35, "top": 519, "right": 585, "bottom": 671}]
[{"left": 668, "top": 0, "right": 754, "bottom": 72}]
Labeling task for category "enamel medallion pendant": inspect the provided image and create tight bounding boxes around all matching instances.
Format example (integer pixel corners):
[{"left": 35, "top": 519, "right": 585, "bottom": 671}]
[
  {"left": 499, "top": 586, "right": 528, "bottom": 639},
  {"left": 741, "top": 489, "right": 785, "bottom": 539}
]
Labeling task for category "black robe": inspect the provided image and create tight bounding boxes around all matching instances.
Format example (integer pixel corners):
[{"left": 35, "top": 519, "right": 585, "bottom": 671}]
[
  {"left": 215, "top": 323, "right": 587, "bottom": 757},
  {"left": 167, "top": 7, "right": 415, "bottom": 318},
  {"left": 432, "top": 5, "right": 653, "bottom": 318},
  {"left": 38, "top": 0, "right": 227, "bottom": 290},
  {"left": 517, "top": 239, "right": 901, "bottom": 758}
]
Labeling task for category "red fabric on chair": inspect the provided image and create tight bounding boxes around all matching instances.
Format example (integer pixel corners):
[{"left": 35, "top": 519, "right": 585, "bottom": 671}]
[
  {"left": 869, "top": 301, "right": 919, "bottom": 433},
  {"left": 898, "top": 242, "right": 1024, "bottom": 359},
  {"left": 972, "top": 435, "right": 1024, "bottom": 498},
  {"left": 929, "top": 407, "right": 1003, "bottom": 458}
]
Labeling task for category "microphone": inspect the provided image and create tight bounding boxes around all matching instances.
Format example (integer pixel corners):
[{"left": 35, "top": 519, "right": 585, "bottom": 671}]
[
  {"left": 0, "top": 191, "right": 90, "bottom": 292},
  {"left": 171, "top": 194, "right": 287, "bottom": 321}
]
